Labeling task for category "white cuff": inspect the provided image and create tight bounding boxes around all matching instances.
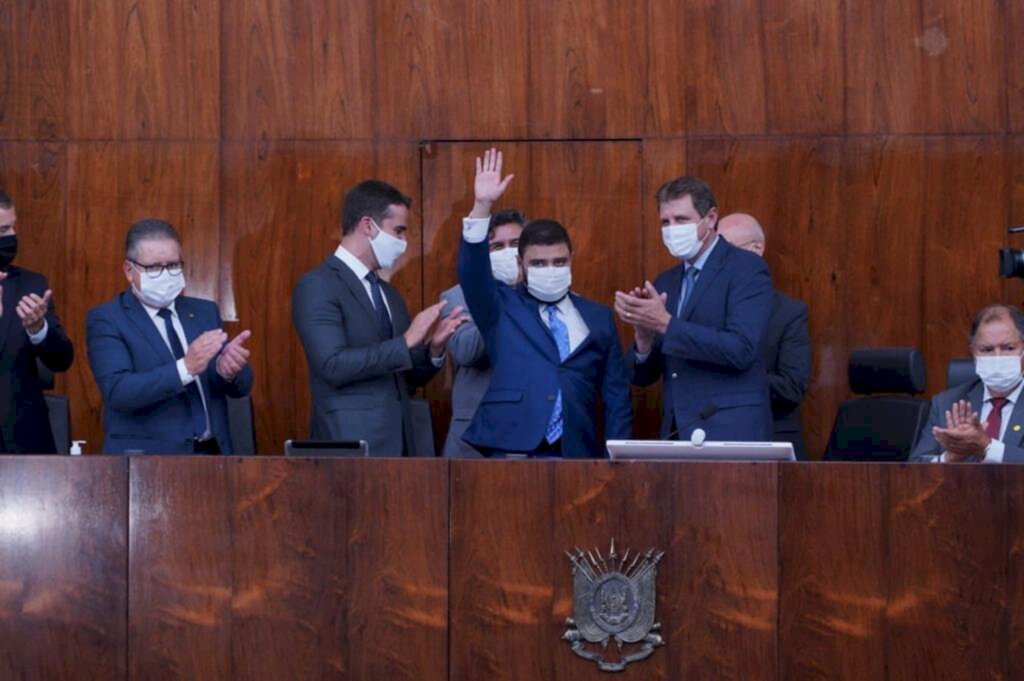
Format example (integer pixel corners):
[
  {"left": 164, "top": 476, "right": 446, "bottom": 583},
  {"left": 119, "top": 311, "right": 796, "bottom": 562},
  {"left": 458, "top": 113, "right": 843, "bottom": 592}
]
[
  {"left": 27, "top": 319, "right": 49, "bottom": 345},
  {"left": 177, "top": 358, "right": 196, "bottom": 386},
  {"left": 634, "top": 349, "right": 651, "bottom": 363},
  {"left": 462, "top": 217, "right": 490, "bottom": 244},
  {"left": 431, "top": 353, "right": 446, "bottom": 368},
  {"left": 983, "top": 439, "right": 1006, "bottom": 463}
]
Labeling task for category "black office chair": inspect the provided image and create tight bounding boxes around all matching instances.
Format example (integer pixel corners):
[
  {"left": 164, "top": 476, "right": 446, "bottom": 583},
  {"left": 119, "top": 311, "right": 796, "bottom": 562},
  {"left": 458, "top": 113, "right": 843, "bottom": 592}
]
[
  {"left": 946, "top": 357, "right": 978, "bottom": 390},
  {"left": 37, "top": 360, "right": 71, "bottom": 454},
  {"left": 227, "top": 394, "right": 257, "bottom": 455},
  {"left": 823, "top": 347, "right": 930, "bottom": 462}
]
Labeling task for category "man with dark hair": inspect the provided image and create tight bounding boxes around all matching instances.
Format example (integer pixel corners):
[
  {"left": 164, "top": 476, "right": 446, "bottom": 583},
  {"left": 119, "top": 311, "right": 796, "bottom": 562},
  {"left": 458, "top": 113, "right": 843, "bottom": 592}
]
[
  {"left": 911, "top": 304, "right": 1024, "bottom": 463},
  {"left": 87, "top": 218, "right": 253, "bottom": 454},
  {"left": 0, "top": 190, "right": 75, "bottom": 453},
  {"left": 293, "top": 179, "right": 465, "bottom": 455},
  {"left": 719, "top": 213, "right": 812, "bottom": 459},
  {"left": 614, "top": 176, "right": 774, "bottom": 442},
  {"left": 440, "top": 208, "right": 527, "bottom": 457},
  {"left": 457, "top": 148, "right": 632, "bottom": 457}
]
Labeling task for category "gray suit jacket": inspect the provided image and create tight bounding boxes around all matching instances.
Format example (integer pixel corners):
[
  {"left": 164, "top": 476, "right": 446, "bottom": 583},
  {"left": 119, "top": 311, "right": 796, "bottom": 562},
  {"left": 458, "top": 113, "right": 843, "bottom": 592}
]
[
  {"left": 440, "top": 284, "right": 488, "bottom": 458},
  {"left": 292, "top": 255, "right": 440, "bottom": 456},
  {"left": 909, "top": 378, "right": 1024, "bottom": 463}
]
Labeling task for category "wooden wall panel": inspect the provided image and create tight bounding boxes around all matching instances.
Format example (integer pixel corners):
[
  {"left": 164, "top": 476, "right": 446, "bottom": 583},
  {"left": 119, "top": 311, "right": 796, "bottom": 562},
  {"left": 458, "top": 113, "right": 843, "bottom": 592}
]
[
  {"left": 66, "top": 142, "right": 220, "bottom": 451},
  {"left": 1010, "top": 137, "right": 1024, "bottom": 305},
  {"left": 375, "top": 0, "right": 529, "bottom": 140},
  {"left": 1008, "top": 470, "right": 1024, "bottom": 677},
  {"left": 647, "top": 0, "right": 766, "bottom": 135},
  {"left": 780, "top": 464, "right": 886, "bottom": 680},
  {"left": 221, "top": 141, "right": 420, "bottom": 455},
  {"left": 1011, "top": 5, "right": 1024, "bottom": 133},
  {"left": 922, "top": 136, "right": 1007, "bottom": 391},
  {"left": 0, "top": 457, "right": 126, "bottom": 679},
  {"left": 684, "top": 138, "right": 844, "bottom": 459},
  {"left": 0, "top": 0, "right": 67, "bottom": 140},
  {"left": 131, "top": 458, "right": 447, "bottom": 680},
  {"left": 887, "top": 465, "right": 1008, "bottom": 680},
  {"left": 845, "top": 0, "right": 1006, "bottom": 133},
  {"left": 68, "top": 0, "right": 219, "bottom": 139},
  {"left": 222, "top": 0, "right": 376, "bottom": 141},
  {"left": 529, "top": 1, "right": 646, "bottom": 139}
]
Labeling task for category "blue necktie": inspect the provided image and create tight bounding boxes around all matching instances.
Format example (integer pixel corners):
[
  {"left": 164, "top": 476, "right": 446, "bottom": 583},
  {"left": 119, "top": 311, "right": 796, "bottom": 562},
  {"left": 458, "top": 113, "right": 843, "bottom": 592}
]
[
  {"left": 365, "top": 271, "right": 394, "bottom": 338},
  {"left": 545, "top": 305, "right": 571, "bottom": 444},
  {"left": 156, "top": 308, "right": 208, "bottom": 438},
  {"left": 676, "top": 266, "right": 700, "bottom": 317}
]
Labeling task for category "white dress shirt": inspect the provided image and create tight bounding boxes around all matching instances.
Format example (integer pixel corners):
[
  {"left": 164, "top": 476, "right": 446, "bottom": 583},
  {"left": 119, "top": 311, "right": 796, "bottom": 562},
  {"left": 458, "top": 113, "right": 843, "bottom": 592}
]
[
  {"left": 140, "top": 299, "right": 211, "bottom": 438},
  {"left": 27, "top": 320, "right": 48, "bottom": 345},
  {"left": 333, "top": 244, "right": 444, "bottom": 366}
]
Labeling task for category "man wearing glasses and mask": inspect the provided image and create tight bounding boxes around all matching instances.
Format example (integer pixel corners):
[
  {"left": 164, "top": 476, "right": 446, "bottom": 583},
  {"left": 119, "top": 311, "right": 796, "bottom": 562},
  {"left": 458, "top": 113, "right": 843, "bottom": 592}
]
[{"left": 87, "top": 218, "right": 253, "bottom": 454}]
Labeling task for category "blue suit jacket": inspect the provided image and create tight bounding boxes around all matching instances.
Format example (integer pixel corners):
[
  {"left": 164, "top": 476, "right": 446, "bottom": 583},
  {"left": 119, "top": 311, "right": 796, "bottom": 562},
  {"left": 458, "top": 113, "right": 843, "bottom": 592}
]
[
  {"left": 458, "top": 238, "right": 633, "bottom": 457},
  {"left": 634, "top": 238, "right": 774, "bottom": 441},
  {"left": 86, "top": 291, "right": 254, "bottom": 454}
]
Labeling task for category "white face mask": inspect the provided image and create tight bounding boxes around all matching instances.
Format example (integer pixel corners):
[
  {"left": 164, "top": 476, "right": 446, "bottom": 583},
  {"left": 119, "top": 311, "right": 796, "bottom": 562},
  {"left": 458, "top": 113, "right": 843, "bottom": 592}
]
[
  {"left": 975, "top": 354, "right": 1024, "bottom": 394},
  {"left": 526, "top": 266, "right": 571, "bottom": 303},
  {"left": 489, "top": 248, "right": 519, "bottom": 286},
  {"left": 369, "top": 219, "right": 408, "bottom": 270},
  {"left": 132, "top": 266, "right": 186, "bottom": 309},
  {"left": 662, "top": 219, "right": 708, "bottom": 261}
]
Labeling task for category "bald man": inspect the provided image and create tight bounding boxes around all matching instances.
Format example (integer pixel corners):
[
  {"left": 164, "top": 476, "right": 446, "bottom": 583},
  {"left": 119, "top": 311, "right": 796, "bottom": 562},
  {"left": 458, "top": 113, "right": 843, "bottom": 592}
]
[{"left": 719, "top": 213, "right": 812, "bottom": 460}]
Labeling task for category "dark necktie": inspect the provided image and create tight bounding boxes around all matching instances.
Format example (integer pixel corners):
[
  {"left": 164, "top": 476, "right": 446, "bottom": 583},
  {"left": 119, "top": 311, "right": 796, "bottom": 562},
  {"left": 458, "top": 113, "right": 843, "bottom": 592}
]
[
  {"left": 985, "top": 397, "right": 1009, "bottom": 440},
  {"left": 156, "top": 308, "right": 208, "bottom": 438},
  {"left": 365, "top": 272, "right": 394, "bottom": 338},
  {"left": 677, "top": 266, "right": 700, "bottom": 317}
]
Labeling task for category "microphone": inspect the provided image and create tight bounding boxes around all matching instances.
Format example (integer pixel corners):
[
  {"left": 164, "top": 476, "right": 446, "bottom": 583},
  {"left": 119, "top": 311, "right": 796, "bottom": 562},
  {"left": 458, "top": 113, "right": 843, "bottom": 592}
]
[{"left": 666, "top": 403, "right": 719, "bottom": 441}]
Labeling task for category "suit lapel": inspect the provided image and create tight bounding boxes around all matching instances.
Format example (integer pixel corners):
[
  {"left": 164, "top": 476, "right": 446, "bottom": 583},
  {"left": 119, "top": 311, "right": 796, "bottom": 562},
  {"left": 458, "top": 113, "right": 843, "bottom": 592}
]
[
  {"left": 681, "top": 238, "right": 728, "bottom": 321},
  {"left": 175, "top": 298, "right": 202, "bottom": 344},
  {"left": 0, "top": 268, "right": 21, "bottom": 354},
  {"left": 121, "top": 291, "right": 176, "bottom": 361},
  {"left": 1004, "top": 386, "right": 1024, "bottom": 447},
  {"left": 382, "top": 282, "right": 407, "bottom": 337},
  {"left": 563, "top": 294, "right": 600, "bottom": 363},
  {"left": 966, "top": 381, "right": 984, "bottom": 413},
  {"left": 661, "top": 265, "right": 684, "bottom": 320},
  {"left": 512, "top": 285, "right": 561, "bottom": 361},
  {"left": 328, "top": 257, "right": 386, "bottom": 341}
]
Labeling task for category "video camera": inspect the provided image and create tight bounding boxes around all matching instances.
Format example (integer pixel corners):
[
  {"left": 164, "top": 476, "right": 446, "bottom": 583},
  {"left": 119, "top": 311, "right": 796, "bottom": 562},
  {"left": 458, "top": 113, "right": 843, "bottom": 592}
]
[{"left": 999, "top": 226, "right": 1024, "bottom": 278}]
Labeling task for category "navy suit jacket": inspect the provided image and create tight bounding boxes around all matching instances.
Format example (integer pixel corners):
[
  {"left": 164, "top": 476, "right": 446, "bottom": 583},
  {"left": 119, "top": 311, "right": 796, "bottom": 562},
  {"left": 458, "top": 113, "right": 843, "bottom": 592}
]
[
  {"left": 634, "top": 237, "right": 774, "bottom": 441},
  {"left": 86, "top": 291, "right": 253, "bottom": 454},
  {"left": 0, "top": 266, "right": 74, "bottom": 453},
  {"left": 760, "top": 291, "right": 811, "bottom": 459},
  {"left": 458, "top": 238, "right": 633, "bottom": 457}
]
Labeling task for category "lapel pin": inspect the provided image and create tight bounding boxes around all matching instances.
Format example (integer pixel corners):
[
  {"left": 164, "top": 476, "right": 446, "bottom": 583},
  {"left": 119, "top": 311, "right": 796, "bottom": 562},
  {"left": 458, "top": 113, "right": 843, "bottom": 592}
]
[{"left": 1015, "top": 425, "right": 1021, "bottom": 432}]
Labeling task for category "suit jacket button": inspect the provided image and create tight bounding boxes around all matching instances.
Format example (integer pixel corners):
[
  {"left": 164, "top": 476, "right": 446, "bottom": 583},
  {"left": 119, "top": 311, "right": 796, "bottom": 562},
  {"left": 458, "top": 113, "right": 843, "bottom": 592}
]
[
  {"left": 671, "top": 373, "right": 678, "bottom": 379},
  {"left": 548, "top": 395, "right": 556, "bottom": 401}
]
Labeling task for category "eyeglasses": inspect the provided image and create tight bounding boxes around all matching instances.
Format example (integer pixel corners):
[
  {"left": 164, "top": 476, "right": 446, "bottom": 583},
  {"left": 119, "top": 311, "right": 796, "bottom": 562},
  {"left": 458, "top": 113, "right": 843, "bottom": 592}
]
[{"left": 131, "top": 260, "right": 185, "bottom": 278}]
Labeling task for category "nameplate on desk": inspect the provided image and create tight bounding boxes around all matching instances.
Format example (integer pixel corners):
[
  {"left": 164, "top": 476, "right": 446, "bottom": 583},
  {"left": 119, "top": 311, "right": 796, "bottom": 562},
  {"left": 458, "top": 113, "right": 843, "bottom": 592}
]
[{"left": 606, "top": 440, "right": 795, "bottom": 462}]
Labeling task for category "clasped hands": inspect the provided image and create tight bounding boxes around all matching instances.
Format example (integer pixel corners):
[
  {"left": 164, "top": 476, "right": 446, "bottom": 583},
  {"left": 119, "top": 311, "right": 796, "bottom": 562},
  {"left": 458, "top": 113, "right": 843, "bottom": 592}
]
[
  {"left": 614, "top": 282, "right": 670, "bottom": 353},
  {"left": 186, "top": 329, "right": 253, "bottom": 380},
  {"left": 933, "top": 399, "right": 990, "bottom": 462},
  {"left": 0, "top": 271, "right": 53, "bottom": 335}
]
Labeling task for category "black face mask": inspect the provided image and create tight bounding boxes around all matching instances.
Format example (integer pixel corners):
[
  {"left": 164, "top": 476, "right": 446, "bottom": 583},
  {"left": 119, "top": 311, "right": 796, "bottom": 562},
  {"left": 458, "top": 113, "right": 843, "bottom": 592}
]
[{"left": 0, "top": 235, "right": 16, "bottom": 269}]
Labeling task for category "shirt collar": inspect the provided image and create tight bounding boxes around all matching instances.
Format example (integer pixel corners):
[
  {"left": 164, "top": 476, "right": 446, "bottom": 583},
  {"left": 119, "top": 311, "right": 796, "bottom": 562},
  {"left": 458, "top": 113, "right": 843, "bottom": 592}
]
[
  {"left": 334, "top": 244, "right": 371, "bottom": 281},
  {"left": 138, "top": 295, "right": 177, "bottom": 321},
  {"left": 983, "top": 378, "right": 1024, "bottom": 405},
  {"left": 540, "top": 295, "right": 574, "bottom": 317},
  {"left": 687, "top": 234, "right": 719, "bottom": 271}
]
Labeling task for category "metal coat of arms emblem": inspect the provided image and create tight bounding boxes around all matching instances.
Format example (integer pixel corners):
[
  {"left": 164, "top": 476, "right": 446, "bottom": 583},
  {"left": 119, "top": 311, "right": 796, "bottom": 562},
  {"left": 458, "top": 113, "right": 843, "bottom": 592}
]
[{"left": 562, "top": 540, "right": 665, "bottom": 672}]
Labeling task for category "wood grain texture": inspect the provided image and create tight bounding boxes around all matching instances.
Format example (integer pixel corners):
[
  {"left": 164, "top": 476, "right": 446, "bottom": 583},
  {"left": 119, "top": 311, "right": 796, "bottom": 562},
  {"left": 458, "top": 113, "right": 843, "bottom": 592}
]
[
  {"left": 529, "top": 0, "right": 646, "bottom": 139},
  {"left": 222, "top": 0, "right": 375, "bottom": 141},
  {"left": 1008, "top": 468, "right": 1024, "bottom": 678},
  {"left": 220, "top": 141, "right": 420, "bottom": 455},
  {"left": 130, "top": 457, "right": 448, "bottom": 680},
  {"left": 375, "top": 0, "right": 529, "bottom": 140},
  {"left": 66, "top": 142, "right": 220, "bottom": 451},
  {"left": 780, "top": 463, "right": 886, "bottom": 680},
  {"left": 1011, "top": 4, "right": 1024, "bottom": 133},
  {"left": 68, "top": 0, "right": 219, "bottom": 139},
  {"left": 0, "top": 0, "right": 67, "bottom": 140},
  {"left": 844, "top": 0, "right": 1006, "bottom": 133},
  {"left": 0, "top": 457, "right": 127, "bottom": 680},
  {"left": 887, "top": 464, "right": 1007, "bottom": 680}
]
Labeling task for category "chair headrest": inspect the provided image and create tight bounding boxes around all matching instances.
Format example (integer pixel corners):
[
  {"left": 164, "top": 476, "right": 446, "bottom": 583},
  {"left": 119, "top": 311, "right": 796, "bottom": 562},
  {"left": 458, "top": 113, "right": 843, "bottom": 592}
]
[
  {"left": 848, "top": 347, "right": 926, "bottom": 395},
  {"left": 946, "top": 357, "right": 978, "bottom": 390}
]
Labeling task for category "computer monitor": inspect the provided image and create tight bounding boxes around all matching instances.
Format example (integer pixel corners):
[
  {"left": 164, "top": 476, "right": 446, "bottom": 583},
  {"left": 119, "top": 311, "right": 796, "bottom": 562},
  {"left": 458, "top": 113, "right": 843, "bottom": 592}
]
[
  {"left": 283, "top": 439, "right": 370, "bottom": 457},
  {"left": 606, "top": 439, "right": 795, "bottom": 462}
]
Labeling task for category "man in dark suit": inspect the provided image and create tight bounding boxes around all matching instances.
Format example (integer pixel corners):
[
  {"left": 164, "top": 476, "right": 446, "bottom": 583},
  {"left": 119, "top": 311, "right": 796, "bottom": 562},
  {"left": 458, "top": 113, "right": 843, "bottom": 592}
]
[
  {"left": 615, "top": 177, "right": 774, "bottom": 442},
  {"left": 911, "top": 304, "right": 1024, "bottom": 463},
  {"left": 87, "top": 219, "right": 253, "bottom": 454},
  {"left": 440, "top": 209, "right": 526, "bottom": 458},
  {"left": 719, "top": 213, "right": 812, "bottom": 459},
  {"left": 457, "top": 149, "right": 632, "bottom": 457},
  {"left": 0, "top": 190, "right": 74, "bottom": 453},
  {"left": 293, "top": 180, "right": 465, "bottom": 456}
]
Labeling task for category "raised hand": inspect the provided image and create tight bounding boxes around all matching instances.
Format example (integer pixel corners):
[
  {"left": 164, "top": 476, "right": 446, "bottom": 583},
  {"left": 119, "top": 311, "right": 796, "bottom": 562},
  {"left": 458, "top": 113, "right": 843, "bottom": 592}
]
[
  {"left": 184, "top": 329, "right": 228, "bottom": 376},
  {"left": 216, "top": 330, "right": 252, "bottom": 380},
  {"left": 471, "top": 147, "right": 514, "bottom": 218},
  {"left": 429, "top": 305, "right": 468, "bottom": 357},
  {"left": 16, "top": 290, "right": 52, "bottom": 334},
  {"left": 403, "top": 301, "right": 447, "bottom": 349}
]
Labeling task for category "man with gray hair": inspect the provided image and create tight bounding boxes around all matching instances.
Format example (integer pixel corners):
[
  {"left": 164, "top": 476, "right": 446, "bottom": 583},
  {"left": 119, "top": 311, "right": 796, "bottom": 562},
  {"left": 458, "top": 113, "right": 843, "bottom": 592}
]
[
  {"left": 87, "top": 218, "right": 253, "bottom": 454},
  {"left": 911, "top": 304, "right": 1024, "bottom": 463},
  {"left": 718, "top": 213, "right": 812, "bottom": 459}
]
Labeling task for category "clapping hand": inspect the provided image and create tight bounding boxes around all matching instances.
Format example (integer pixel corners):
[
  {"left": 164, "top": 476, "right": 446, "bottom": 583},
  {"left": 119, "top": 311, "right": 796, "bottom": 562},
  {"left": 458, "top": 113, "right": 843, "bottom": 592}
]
[
  {"left": 216, "top": 330, "right": 252, "bottom": 380},
  {"left": 614, "top": 281, "right": 670, "bottom": 353},
  {"left": 932, "top": 399, "right": 989, "bottom": 461}
]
